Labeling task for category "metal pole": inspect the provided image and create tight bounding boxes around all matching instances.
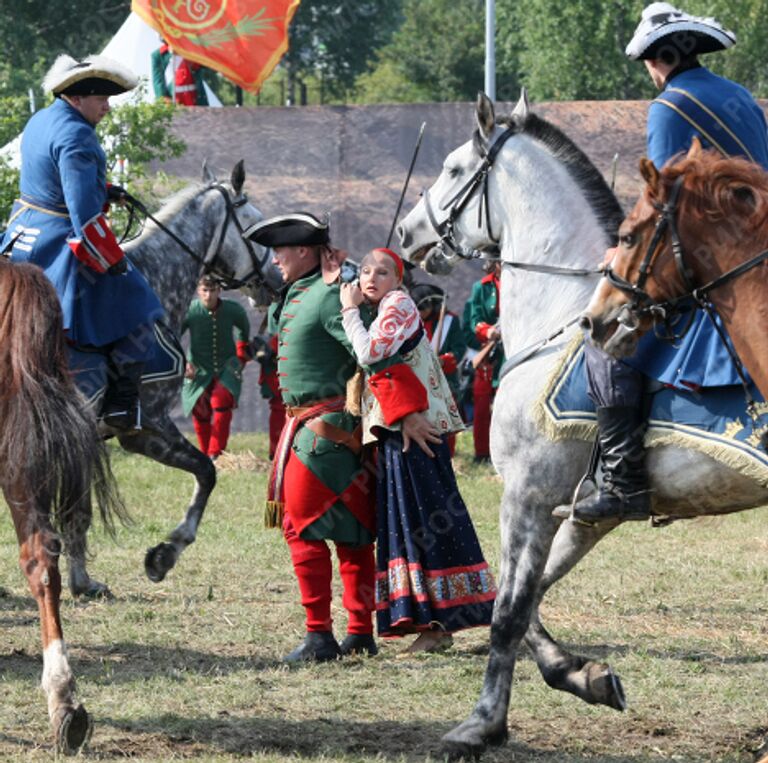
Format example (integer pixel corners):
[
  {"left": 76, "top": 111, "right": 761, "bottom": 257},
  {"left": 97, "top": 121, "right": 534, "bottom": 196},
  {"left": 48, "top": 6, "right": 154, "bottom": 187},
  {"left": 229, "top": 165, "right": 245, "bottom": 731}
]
[
  {"left": 485, "top": 0, "right": 496, "bottom": 101},
  {"left": 386, "top": 121, "right": 426, "bottom": 249}
]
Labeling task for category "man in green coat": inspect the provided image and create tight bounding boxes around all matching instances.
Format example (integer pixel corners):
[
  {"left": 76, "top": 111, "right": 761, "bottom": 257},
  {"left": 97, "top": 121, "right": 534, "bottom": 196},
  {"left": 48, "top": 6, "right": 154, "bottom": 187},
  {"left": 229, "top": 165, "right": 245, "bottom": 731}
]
[
  {"left": 245, "top": 213, "right": 438, "bottom": 663},
  {"left": 463, "top": 263, "right": 505, "bottom": 463},
  {"left": 182, "top": 275, "right": 251, "bottom": 458}
]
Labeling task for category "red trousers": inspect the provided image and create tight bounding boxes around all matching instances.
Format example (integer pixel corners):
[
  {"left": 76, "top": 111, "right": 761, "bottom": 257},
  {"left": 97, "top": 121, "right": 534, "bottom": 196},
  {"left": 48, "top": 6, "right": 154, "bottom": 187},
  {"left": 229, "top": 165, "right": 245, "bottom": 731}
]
[
  {"left": 472, "top": 363, "right": 496, "bottom": 458},
  {"left": 283, "top": 515, "right": 375, "bottom": 635},
  {"left": 192, "top": 379, "right": 235, "bottom": 457}
]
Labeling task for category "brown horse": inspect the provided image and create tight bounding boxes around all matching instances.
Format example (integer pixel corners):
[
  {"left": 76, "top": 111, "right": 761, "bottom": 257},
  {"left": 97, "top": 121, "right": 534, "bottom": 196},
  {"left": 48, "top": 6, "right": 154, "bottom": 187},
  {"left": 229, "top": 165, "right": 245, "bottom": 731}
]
[
  {"left": 582, "top": 139, "right": 768, "bottom": 400},
  {"left": 0, "top": 258, "right": 124, "bottom": 753}
]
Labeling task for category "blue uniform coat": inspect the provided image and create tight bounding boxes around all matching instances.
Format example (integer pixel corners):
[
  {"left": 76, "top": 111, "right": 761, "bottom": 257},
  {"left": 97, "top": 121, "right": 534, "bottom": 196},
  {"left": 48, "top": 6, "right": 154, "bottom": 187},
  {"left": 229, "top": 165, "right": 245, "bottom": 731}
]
[
  {"left": 628, "top": 66, "right": 768, "bottom": 388},
  {"left": 2, "top": 98, "right": 162, "bottom": 347}
]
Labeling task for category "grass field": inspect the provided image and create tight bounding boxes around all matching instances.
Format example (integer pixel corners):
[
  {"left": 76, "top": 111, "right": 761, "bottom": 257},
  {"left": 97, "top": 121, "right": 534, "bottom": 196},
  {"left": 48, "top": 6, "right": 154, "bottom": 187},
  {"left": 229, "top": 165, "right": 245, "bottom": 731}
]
[{"left": 0, "top": 432, "right": 766, "bottom": 762}]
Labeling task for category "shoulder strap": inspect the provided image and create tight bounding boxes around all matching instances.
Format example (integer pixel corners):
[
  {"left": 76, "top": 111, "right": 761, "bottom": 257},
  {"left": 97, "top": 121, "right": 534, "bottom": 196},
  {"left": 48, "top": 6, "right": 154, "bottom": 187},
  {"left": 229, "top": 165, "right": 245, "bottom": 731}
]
[{"left": 654, "top": 87, "right": 756, "bottom": 162}]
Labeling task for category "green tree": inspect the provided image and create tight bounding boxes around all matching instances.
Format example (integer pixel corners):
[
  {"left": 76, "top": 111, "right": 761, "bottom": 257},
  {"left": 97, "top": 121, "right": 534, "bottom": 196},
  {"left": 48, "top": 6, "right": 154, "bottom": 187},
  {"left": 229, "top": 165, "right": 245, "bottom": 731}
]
[
  {"left": 355, "top": 0, "right": 517, "bottom": 103},
  {"left": 283, "top": 0, "right": 405, "bottom": 103},
  {"left": 513, "top": 0, "right": 650, "bottom": 101},
  {"left": 0, "top": 1, "right": 130, "bottom": 96}
]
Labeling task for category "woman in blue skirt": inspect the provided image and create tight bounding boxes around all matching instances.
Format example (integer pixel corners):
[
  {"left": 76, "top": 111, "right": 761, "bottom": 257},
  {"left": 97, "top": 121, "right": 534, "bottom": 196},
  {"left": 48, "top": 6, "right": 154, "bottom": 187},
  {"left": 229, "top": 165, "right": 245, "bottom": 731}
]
[{"left": 340, "top": 248, "right": 496, "bottom": 653}]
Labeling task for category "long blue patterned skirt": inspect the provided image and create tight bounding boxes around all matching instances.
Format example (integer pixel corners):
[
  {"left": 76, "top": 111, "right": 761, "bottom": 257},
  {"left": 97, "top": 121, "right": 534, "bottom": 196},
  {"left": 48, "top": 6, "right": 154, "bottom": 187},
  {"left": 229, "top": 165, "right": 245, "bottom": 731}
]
[{"left": 375, "top": 431, "right": 496, "bottom": 637}]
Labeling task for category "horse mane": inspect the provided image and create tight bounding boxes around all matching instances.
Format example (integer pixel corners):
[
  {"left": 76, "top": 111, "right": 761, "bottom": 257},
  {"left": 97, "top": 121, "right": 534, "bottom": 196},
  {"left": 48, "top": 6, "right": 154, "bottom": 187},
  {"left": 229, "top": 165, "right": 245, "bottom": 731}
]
[
  {"left": 488, "top": 111, "right": 626, "bottom": 245},
  {"left": 144, "top": 182, "right": 208, "bottom": 230},
  {"left": 657, "top": 151, "right": 768, "bottom": 239}
]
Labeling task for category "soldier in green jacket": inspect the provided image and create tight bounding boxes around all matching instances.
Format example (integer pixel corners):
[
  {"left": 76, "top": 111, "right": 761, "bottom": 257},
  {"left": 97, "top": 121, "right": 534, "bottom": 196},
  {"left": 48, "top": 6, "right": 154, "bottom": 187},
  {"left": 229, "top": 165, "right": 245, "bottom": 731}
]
[
  {"left": 244, "top": 213, "right": 437, "bottom": 663},
  {"left": 463, "top": 262, "right": 505, "bottom": 463},
  {"left": 181, "top": 275, "right": 251, "bottom": 458}
]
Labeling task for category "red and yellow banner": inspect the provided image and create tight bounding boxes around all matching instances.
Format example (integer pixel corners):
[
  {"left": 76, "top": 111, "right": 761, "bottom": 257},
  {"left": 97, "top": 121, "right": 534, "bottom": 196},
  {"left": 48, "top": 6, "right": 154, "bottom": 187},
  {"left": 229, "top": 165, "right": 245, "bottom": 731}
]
[{"left": 132, "top": 0, "right": 301, "bottom": 92}]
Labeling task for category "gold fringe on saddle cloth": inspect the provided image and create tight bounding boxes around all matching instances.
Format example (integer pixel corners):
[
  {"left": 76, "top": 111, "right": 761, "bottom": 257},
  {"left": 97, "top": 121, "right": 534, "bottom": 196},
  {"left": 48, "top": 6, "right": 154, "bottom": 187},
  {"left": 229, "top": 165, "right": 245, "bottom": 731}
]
[{"left": 533, "top": 334, "right": 768, "bottom": 487}]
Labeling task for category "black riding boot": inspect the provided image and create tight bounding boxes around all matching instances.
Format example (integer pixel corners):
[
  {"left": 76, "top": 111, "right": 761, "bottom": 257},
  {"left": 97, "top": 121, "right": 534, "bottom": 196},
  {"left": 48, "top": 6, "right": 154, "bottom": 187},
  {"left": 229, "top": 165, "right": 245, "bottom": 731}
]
[
  {"left": 561, "top": 406, "right": 651, "bottom": 524},
  {"left": 99, "top": 362, "right": 143, "bottom": 431}
]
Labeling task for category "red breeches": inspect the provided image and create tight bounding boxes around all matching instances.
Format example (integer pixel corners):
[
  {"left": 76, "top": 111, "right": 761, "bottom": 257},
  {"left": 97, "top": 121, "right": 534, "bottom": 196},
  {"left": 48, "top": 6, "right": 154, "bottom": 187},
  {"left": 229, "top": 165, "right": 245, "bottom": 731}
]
[
  {"left": 472, "top": 363, "right": 496, "bottom": 458},
  {"left": 192, "top": 380, "right": 235, "bottom": 457}
]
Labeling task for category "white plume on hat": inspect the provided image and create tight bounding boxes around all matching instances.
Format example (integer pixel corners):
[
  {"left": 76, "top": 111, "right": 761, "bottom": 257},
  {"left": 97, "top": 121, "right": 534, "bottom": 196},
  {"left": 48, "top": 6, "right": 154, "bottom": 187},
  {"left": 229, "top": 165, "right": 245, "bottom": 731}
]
[
  {"left": 626, "top": 2, "right": 736, "bottom": 60},
  {"left": 42, "top": 53, "right": 138, "bottom": 95}
]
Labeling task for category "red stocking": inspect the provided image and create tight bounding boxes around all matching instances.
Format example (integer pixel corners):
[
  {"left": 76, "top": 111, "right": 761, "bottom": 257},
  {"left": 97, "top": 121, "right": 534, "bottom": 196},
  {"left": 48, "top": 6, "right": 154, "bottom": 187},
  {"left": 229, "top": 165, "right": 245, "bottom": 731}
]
[
  {"left": 336, "top": 543, "right": 375, "bottom": 635},
  {"left": 283, "top": 516, "right": 333, "bottom": 632}
]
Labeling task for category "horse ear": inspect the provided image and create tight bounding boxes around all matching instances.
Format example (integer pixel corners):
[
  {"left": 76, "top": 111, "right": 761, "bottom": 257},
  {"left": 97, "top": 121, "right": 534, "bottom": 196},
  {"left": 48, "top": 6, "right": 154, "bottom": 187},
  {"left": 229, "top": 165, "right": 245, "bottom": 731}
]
[
  {"left": 512, "top": 87, "right": 529, "bottom": 121},
  {"left": 475, "top": 92, "right": 495, "bottom": 138},
  {"left": 731, "top": 185, "right": 756, "bottom": 210},
  {"left": 231, "top": 159, "right": 246, "bottom": 195},
  {"left": 687, "top": 137, "right": 704, "bottom": 158},
  {"left": 639, "top": 158, "right": 660, "bottom": 192},
  {"left": 201, "top": 158, "right": 216, "bottom": 184}
]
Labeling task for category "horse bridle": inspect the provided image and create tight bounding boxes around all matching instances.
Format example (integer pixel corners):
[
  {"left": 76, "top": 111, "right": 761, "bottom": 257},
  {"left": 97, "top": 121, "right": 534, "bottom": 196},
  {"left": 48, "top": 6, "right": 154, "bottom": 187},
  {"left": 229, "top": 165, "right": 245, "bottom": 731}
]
[
  {"left": 423, "top": 125, "right": 517, "bottom": 262},
  {"left": 602, "top": 171, "right": 768, "bottom": 419},
  {"left": 121, "top": 184, "right": 277, "bottom": 296},
  {"left": 603, "top": 174, "right": 768, "bottom": 334}
]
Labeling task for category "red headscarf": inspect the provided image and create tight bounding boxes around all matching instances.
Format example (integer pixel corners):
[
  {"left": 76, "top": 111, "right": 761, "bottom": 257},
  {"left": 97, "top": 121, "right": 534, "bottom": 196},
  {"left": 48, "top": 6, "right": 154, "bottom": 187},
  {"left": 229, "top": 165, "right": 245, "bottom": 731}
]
[{"left": 372, "top": 247, "right": 404, "bottom": 280}]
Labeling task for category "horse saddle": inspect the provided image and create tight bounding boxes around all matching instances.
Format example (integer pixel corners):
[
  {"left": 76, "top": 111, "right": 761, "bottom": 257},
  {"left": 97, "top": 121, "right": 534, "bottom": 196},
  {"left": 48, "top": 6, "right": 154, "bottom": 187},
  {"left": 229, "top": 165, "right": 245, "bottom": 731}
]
[
  {"left": 68, "top": 321, "right": 185, "bottom": 408},
  {"left": 538, "top": 339, "right": 768, "bottom": 481}
]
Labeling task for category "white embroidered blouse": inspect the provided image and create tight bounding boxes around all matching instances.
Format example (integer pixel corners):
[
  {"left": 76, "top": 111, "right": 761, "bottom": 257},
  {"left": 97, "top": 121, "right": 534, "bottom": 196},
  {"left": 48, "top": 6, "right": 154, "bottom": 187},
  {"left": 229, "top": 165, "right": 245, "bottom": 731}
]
[{"left": 341, "top": 289, "right": 464, "bottom": 443}]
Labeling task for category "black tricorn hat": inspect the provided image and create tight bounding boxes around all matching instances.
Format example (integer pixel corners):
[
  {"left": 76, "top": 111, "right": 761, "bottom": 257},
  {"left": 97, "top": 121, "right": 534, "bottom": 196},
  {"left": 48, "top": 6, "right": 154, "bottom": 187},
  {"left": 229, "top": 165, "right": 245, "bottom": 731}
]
[
  {"left": 410, "top": 282, "right": 445, "bottom": 310},
  {"left": 243, "top": 213, "right": 330, "bottom": 248}
]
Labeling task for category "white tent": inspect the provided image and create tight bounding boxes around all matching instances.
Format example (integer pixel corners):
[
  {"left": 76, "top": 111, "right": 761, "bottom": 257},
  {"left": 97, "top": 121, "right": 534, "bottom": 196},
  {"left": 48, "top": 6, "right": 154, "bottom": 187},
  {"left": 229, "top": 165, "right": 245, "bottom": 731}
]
[{"left": 1, "top": 12, "right": 221, "bottom": 167}]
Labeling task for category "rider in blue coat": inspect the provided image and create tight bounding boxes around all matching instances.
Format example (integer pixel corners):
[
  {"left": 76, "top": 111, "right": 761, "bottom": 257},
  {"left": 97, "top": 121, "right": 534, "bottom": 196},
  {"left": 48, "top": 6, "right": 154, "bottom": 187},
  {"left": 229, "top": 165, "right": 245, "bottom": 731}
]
[
  {"left": 2, "top": 54, "right": 163, "bottom": 431},
  {"left": 566, "top": 3, "right": 768, "bottom": 524}
]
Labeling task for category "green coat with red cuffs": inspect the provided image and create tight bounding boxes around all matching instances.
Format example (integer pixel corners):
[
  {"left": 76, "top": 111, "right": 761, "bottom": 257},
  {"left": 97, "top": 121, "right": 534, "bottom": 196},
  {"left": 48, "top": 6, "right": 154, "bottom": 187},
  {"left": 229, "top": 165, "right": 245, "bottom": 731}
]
[
  {"left": 269, "top": 269, "right": 426, "bottom": 545},
  {"left": 181, "top": 298, "right": 250, "bottom": 415}
]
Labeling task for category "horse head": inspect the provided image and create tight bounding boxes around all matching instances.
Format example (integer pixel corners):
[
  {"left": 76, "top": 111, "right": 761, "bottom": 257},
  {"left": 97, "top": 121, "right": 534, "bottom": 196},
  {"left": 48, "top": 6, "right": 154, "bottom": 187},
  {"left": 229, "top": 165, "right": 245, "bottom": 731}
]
[
  {"left": 197, "top": 159, "right": 283, "bottom": 307},
  {"left": 582, "top": 140, "right": 768, "bottom": 358},
  {"left": 398, "top": 91, "right": 529, "bottom": 274}
]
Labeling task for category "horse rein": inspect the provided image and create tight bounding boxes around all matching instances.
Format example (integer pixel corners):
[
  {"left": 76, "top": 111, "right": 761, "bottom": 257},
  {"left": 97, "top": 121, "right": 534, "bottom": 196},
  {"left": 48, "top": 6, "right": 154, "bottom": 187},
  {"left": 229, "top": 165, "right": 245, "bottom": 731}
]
[{"left": 119, "top": 185, "right": 276, "bottom": 295}]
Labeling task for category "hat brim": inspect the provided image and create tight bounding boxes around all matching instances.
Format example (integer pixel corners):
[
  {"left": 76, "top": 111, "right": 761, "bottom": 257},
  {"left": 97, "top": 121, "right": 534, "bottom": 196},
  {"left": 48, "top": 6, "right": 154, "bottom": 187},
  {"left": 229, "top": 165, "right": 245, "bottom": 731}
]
[
  {"left": 243, "top": 213, "right": 330, "bottom": 248},
  {"left": 627, "top": 21, "right": 735, "bottom": 60}
]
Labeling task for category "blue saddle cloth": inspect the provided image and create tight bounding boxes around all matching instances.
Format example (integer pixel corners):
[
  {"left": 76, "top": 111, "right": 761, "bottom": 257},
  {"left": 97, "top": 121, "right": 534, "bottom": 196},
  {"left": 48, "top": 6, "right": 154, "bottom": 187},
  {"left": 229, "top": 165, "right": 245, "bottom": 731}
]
[
  {"left": 68, "top": 321, "right": 185, "bottom": 405},
  {"left": 537, "top": 340, "right": 768, "bottom": 478}
]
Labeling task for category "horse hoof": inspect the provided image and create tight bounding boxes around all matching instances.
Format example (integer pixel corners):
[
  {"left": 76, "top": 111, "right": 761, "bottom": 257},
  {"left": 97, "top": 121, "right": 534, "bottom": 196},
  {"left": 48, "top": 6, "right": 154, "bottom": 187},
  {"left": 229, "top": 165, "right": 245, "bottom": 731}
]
[
  {"left": 144, "top": 543, "right": 177, "bottom": 583},
  {"left": 440, "top": 720, "right": 506, "bottom": 761},
  {"left": 588, "top": 663, "right": 627, "bottom": 711},
  {"left": 55, "top": 704, "right": 93, "bottom": 755},
  {"left": 73, "top": 580, "right": 113, "bottom": 600}
]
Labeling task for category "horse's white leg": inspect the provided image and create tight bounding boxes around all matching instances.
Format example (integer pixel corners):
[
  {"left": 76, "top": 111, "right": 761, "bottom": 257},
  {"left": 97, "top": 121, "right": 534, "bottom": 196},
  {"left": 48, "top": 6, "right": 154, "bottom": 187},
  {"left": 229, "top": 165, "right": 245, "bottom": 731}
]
[
  {"left": 118, "top": 424, "right": 216, "bottom": 583},
  {"left": 6, "top": 486, "right": 92, "bottom": 754},
  {"left": 441, "top": 483, "right": 559, "bottom": 759},
  {"left": 524, "top": 518, "right": 627, "bottom": 709}
]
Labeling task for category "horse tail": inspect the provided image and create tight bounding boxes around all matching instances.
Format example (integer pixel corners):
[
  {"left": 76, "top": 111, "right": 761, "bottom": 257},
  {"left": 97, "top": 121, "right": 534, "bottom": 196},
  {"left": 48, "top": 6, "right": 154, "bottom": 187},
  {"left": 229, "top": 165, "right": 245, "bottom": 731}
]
[{"left": 0, "top": 259, "right": 127, "bottom": 541}]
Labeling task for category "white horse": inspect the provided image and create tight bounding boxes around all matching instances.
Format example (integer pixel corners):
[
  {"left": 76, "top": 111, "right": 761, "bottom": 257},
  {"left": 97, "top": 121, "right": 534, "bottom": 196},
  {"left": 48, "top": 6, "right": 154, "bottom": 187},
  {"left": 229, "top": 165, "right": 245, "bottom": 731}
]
[{"left": 397, "top": 92, "right": 768, "bottom": 759}]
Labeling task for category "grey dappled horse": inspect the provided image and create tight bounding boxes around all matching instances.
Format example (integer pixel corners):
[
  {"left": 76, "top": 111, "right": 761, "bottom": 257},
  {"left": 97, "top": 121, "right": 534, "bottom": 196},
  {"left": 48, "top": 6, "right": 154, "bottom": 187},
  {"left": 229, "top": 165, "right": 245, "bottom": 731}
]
[
  {"left": 397, "top": 92, "right": 768, "bottom": 759},
  {"left": 68, "top": 161, "right": 281, "bottom": 597}
]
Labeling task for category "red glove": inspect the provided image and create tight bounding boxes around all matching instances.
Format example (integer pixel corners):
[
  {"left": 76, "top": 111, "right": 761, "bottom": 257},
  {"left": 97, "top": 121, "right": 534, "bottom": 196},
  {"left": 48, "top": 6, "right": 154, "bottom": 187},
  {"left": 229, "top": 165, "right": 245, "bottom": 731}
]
[
  {"left": 236, "top": 340, "right": 251, "bottom": 364},
  {"left": 476, "top": 322, "right": 495, "bottom": 343}
]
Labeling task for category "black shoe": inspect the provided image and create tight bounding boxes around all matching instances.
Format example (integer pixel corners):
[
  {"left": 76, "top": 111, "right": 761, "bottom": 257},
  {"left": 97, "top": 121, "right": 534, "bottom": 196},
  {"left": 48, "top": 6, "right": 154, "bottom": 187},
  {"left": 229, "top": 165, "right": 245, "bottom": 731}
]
[
  {"left": 99, "top": 362, "right": 144, "bottom": 431},
  {"left": 283, "top": 631, "right": 341, "bottom": 663},
  {"left": 339, "top": 633, "right": 378, "bottom": 657}
]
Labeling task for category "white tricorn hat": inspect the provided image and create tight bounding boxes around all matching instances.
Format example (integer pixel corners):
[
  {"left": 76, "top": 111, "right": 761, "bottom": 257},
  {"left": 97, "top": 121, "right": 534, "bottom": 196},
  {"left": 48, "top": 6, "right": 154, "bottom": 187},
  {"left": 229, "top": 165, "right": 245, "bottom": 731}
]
[
  {"left": 625, "top": 3, "right": 736, "bottom": 61},
  {"left": 42, "top": 54, "right": 138, "bottom": 97}
]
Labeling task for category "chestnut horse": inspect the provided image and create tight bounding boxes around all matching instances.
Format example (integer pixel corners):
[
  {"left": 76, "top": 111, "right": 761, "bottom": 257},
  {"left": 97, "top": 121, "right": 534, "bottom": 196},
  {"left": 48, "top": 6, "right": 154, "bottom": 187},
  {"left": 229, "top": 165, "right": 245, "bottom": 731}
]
[
  {"left": 583, "top": 139, "right": 768, "bottom": 401},
  {"left": 0, "top": 258, "right": 123, "bottom": 753}
]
